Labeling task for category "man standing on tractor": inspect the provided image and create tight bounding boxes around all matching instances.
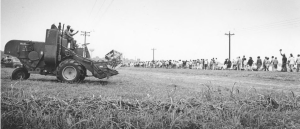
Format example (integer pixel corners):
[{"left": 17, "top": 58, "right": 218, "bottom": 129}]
[
  {"left": 70, "top": 28, "right": 79, "bottom": 49},
  {"left": 64, "top": 25, "right": 78, "bottom": 50},
  {"left": 64, "top": 25, "right": 72, "bottom": 48}
]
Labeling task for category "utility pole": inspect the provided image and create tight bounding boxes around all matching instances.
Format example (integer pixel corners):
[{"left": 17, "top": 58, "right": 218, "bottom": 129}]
[
  {"left": 151, "top": 48, "right": 156, "bottom": 62},
  {"left": 81, "top": 31, "right": 90, "bottom": 44},
  {"left": 81, "top": 31, "right": 90, "bottom": 57},
  {"left": 225, "top": 31, "right": 234, "bottom": 60}
]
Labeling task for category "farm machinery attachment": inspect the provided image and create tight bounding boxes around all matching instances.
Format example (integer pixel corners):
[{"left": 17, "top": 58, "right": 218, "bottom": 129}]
[{"left": 4, "top": 27, "right": 122, "bottom": 83}]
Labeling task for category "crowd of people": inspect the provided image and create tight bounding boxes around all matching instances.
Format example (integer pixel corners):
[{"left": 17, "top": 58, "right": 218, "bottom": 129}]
[
  {"left": 123, "top": 51, "right": 300, "bottom": 72},
  {"left": 125, "top": 58, "right": 221, "bottom": 70}
]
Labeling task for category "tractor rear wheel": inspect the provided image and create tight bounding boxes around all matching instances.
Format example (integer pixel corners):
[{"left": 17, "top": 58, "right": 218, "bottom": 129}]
[
  {"left": 57, "top": 59, "right": 85, "bottom": 83},
  {"left": 11, "top": 68, "right": 30, "bottom": 80}
]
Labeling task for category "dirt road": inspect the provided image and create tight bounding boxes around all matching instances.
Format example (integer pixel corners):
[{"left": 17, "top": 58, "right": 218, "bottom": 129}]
[
  {"left": 117, "top": 67, "right": 300, "bottom": 95},
  {"left": 1, "top": 67, "right": 300, "bottom": 100}
]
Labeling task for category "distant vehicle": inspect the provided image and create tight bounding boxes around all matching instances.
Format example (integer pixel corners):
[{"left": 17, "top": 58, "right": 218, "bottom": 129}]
[{"left": 1, "top": 57, "right": 23, "bottom": 68}]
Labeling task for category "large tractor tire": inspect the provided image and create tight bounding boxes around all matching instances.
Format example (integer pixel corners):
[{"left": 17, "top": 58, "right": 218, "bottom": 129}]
[
  {"left": 11, "top": 68, "right": 30, "bottom": 80},
  {"left": 57, "top": 59, "right": 85, "bottom": 83}
]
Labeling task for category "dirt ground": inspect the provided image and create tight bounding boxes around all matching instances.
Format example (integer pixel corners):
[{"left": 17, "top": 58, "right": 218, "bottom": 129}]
[{"left": 1, "top": 67, "right": 300, "bottom": 100}]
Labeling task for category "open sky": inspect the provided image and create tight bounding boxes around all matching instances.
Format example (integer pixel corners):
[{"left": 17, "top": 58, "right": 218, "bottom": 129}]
[{"left": 1, "top": 0, "right": 300, "bottom": 62}]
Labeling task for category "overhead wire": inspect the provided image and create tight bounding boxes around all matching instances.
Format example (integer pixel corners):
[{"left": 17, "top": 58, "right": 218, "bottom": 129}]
[
  {"left": 241, "top": 17, "right": 299, "bottom": 28},
  {"left": 93, "top": 0, "right": 115, "bottom": 28},
  {"left": 81, "top": 0, "right": 98, "bottom": 31},
  {"left": 88, "top": 0, "right": 98, "bottom": 18},
  {"left": 238, "top": 23, "right": 300, "bottom": 33},
  {"left": 236, "top": 17, "right": 300, "bottom": 32},
  {"left": 239, "top": 23, "right": 298, "bottom": 32},
  {"left": 91, "top": 0, "right": 107, "bottom": 27},
  {"left": 238, "top": 17, "right": 300, "bottom": 30}
]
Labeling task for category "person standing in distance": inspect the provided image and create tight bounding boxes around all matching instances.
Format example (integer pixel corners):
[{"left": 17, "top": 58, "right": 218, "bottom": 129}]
[
  {"left": 242, "top": 55, "right": 246, "bottom": 69},
  {"left": 256, "top": 56, "right": 262, "bottom": 71},
  {"left": 288, "top": 54, "right": 295, "bottom": 72},
  {"left": 270, "top": 56, "right": 274, "bottom": 71},
  {"left": 280, "top": 49, "right": 287, "bottom": 72},
  {"left": 247, "top": 57, "right": 254, "bottom": 71},
  {"left": 296, "top": 54, "right": 300, "bottom": 72},
  {"left": 273, "top": 57, "right": 278, "bottom": 71}
]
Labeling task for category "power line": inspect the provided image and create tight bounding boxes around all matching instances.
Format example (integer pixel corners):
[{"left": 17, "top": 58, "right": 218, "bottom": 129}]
[
  {"left": 239, "top": 21, "right": 300, "bottom": 32},
  {"left": 225, "top": 31, "right": 234, "bottom": 60},
  {"left": 239, "top": 18, "right": 300, "bottom": 31},
  {"left": 88, "top": 0, "right": 98, "bottom": 17},
  {"left": 235, "top": 23, "right": 299, "bottom": 35},
  {"left": 92, "top": 0, "right": 107, "bottom": 24},
  {"left": 93, "top": 0, "right": 115, "bottom": 28},
  {"left": 237, "top": 18, "right": 300, "bottom": 32}
]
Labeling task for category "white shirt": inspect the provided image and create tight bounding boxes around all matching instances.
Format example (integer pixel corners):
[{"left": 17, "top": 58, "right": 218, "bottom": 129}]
[
  {"left": 288, "top": 57, "right": 295, "bottom": 65},
  {"left": 243, "top": 60, "right": 247, "bottom": 65}
]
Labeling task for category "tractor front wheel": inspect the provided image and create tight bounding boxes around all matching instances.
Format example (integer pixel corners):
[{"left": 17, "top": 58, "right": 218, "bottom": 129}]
[
  {"left": 11, "top": 68, "right": 30, "bottom": 80},
  {"left": 57, "top": 59, "right": 84, "bottom": 83}
]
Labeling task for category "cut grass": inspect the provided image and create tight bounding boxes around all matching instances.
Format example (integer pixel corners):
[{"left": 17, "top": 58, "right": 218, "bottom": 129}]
[
  {"left": 2, "top": 81, "right": 300, "bottom": 128},
  {"left": 1, "top": 68, "right": 300, "bottom": 128}
]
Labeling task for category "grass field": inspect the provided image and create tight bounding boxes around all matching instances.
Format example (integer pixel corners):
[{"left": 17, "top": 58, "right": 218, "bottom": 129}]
[{"left": 1, "top": 67, "right": 300, "bottom": 129}]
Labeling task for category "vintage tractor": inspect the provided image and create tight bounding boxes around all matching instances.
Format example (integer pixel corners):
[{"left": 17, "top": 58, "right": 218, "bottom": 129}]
[{"left": 4, "top": 26, "right": 122, "bottom": 83}]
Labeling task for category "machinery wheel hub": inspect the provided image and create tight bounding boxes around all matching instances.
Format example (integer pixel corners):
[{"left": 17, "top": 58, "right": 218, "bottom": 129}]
[{"left": 62, "top": 66, "right": 77, "bottom": 80}]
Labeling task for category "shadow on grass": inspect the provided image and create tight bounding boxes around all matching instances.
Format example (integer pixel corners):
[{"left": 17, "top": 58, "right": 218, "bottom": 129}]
[
  {"left": 26, "top": 78, "right": 112, "bottom": 86},
  {"left": 3, "top": 77, "right": 110, "bottom": 86},
  {"left": 82, "top": 80, "right": 110, "bottom": 85}
]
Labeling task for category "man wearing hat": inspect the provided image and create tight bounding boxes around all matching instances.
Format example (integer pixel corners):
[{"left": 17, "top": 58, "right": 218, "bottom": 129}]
[
  {"left": 64, "top": 25, "right": 72, "bottom": 39},
  {"left": 63, "top": 25, "right": 78, "bottom": 50},
  {"left": 63, "top": 25, "right": 72, "bottom": 48}
]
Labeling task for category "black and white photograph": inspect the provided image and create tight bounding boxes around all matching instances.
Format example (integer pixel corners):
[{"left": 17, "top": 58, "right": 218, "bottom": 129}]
[{"left": 1, "top": 0, "right": 300, "bottom": 128}]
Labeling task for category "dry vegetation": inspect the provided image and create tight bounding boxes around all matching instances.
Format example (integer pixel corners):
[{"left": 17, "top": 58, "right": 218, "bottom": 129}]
[{"left": 1, "top": 67, "right": 300, "bottom": 129}]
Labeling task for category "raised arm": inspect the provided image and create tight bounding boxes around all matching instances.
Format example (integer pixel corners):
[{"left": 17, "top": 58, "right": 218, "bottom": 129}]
[
  {"left": 279, "top": 49, "right": 284, "bottom": 56},
  {"left": 71, "top": 31, "right": 79, "bottom": 36}
]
